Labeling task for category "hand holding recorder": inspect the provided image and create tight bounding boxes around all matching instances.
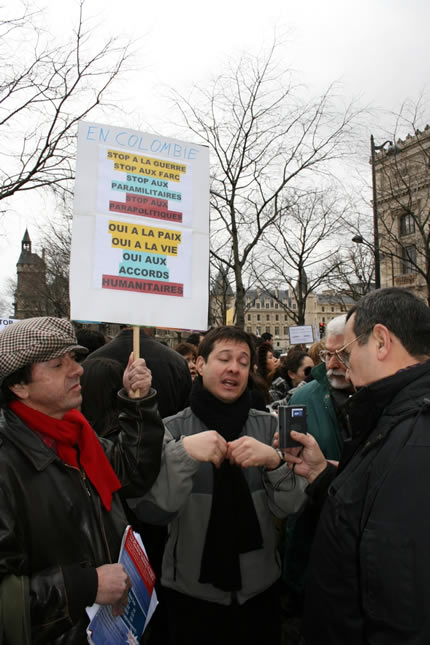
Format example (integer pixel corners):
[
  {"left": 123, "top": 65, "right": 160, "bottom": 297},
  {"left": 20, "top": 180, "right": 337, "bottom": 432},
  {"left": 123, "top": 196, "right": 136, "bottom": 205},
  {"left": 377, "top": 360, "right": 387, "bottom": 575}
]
[{"left": 278, "top": 405, "right": 328, "bottom": 483}]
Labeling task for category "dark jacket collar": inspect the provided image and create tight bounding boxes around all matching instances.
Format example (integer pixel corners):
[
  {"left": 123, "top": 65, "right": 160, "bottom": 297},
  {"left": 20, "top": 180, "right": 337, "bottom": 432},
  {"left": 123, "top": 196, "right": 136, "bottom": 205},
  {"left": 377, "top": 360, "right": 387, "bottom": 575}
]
[
  {"left": 0, "top": 408, "right": 58, "bottom": 471},
  {"left": 346, "top": 359, "right": 430, "bottom": 444}
]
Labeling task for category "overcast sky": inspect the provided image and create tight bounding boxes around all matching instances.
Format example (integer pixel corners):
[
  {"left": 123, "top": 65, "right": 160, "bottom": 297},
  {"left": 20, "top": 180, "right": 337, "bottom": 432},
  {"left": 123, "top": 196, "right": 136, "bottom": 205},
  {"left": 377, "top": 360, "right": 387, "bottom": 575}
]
[{"left": 1, "top": 0, "right": 429, "bottom": 313}]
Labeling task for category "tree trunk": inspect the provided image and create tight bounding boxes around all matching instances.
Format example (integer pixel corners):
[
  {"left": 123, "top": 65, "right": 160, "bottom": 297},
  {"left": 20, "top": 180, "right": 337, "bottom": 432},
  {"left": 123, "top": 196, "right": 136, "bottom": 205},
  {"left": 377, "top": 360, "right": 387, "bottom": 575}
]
[{"left": 235, "top": 271, "right": 246, "bottom": 329}]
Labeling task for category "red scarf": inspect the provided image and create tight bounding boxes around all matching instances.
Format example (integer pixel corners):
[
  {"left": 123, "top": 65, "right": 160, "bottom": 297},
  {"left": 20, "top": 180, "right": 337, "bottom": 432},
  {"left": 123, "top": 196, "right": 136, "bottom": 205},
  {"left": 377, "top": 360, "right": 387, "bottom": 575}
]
[{"left": 9, "top": 400, "right": 121, "bottom": 511}]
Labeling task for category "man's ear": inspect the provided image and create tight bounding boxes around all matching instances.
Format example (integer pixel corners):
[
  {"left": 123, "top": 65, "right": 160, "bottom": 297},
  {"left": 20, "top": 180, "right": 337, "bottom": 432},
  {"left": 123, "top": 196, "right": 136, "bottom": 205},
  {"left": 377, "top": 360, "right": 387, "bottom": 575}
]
[
  {"left": 195, "top": 356, "right": 206, "bottom": 376},
  {"left": 372, "top": 323, "right": 391, "bottom": 360},
  {"left": 9, "top": 382, "right": 29, "bottom": 401}
]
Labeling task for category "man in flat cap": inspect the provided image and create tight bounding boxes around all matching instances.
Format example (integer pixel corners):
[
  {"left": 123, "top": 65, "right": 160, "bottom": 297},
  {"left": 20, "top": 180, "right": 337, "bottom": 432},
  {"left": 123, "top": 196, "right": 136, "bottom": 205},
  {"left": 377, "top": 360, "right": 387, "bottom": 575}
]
[{"left": 0, "top": 317, "right": 164, "bottom": 645}]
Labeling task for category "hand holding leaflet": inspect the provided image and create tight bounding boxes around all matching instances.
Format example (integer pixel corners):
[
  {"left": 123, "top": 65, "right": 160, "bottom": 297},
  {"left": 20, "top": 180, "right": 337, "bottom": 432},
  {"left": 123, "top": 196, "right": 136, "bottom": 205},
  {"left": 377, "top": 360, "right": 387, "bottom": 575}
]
[{"left": 86, "top": 526, "right": 158, "bottom": 645}]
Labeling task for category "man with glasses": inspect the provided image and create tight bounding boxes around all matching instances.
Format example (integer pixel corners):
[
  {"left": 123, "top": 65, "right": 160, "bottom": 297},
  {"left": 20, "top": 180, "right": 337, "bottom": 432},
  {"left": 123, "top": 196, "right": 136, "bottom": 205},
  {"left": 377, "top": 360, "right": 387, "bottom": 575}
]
[
  {"left": 282, "top": 314, "right": 354, "bottom": 623},
  {"left": 288, "top": 315, "right": 354, "bottom": 458},
  {"left": 286, "top": 288, "right": 430, "bottom": 645}
]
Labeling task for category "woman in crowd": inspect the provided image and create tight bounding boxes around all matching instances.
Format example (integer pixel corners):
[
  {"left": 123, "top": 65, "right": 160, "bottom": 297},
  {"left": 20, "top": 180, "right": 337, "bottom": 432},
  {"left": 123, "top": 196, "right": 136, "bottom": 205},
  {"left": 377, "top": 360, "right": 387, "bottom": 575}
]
[
  {"left": 269, "top": 351, "right": 314, "bottom": 405},
  {"left": 255, "top": 342, "right": 280, "bottom": 403},
  {"left": 307, "top": 341, "right": 324, "bottom": 367},
  {"left": 174, "top": 342, "right": 198, "bottom": 381}
]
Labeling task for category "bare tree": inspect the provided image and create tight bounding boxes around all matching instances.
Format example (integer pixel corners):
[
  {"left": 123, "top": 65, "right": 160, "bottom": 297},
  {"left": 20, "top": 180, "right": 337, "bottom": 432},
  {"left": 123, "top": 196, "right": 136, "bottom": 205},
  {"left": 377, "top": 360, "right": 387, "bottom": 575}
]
[
  {"left": 0, "top": 0, "right": 129, "bottom": 204},
  {"left": 325, "top": 199, "right": 376, "bottom": 300},
  {"left": 209, "top": 257, "right": 258, "bottom": 326},
  {"left": 209, "top": 262, "right": 234, "bottom": 326},
  {"left": 0, "top": 292, "right": 12, "bottom": 318},
  {"left": 324, "top": 244, "right": 375, "bottom": 302},
  {"left": 252, "top": 191, "right": 347, "bottom": 324},
  {"left": 173, "top": 44, "right": 361, "bottom": 327},
  {"left": 38, "top": 217, "right": 73, "bottom": 318}
]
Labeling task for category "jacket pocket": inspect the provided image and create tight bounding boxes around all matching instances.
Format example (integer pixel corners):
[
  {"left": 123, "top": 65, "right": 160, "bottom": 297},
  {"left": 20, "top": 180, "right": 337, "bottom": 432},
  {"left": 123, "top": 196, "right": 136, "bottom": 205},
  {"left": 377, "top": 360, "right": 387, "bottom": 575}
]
[{"left": 360, "top": 526, "right": 419, "bottom": 633}]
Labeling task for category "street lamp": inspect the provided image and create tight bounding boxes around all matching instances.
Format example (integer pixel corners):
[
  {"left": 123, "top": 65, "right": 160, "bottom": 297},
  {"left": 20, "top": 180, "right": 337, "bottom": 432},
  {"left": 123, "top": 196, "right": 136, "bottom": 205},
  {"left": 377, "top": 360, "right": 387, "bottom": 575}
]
[
  {"left": 352, "top": 234, "right": 394, "bottom": 286},
  {"left": 352, "top": 234, "right": 371, "bottom": 248},
  {"left": 370, "top": 135, "right": 397, "bottom": 289},
  {"left": 352, "top": 234, "right": 375, "bottom": 290}
]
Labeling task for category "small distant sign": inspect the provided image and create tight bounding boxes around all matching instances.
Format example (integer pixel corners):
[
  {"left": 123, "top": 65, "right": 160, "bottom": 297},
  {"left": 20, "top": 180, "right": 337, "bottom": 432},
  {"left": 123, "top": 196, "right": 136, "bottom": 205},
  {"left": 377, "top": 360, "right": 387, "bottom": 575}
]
[
  {"left": 0, "top": 318, "right": 17, "bottom": 330},
  {"left": 288, "top": 325, "right": 314, "bottom": 345}
]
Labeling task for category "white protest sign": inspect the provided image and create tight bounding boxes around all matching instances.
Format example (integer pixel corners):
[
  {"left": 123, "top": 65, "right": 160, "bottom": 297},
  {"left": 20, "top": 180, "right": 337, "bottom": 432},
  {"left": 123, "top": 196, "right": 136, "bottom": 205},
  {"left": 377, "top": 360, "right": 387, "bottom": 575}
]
[
  {"left": 288, "top": 325, "right": 314, "bottom": 345},
  {"left": 70, "top": 121, "right": 209, "bottom": 329},
  {"left": 0, "top": 318, "right": 17, "bottom": 330}
]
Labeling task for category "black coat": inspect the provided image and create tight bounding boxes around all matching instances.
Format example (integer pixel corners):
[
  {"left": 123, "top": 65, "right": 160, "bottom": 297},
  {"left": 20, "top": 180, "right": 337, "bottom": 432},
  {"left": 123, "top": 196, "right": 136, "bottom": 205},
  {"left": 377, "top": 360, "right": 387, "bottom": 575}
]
[
  {"left": 89, "top": 329, "right": 191, "bottom": 418},
  {"left": 0, "top": 390, "right": 164, "bottom": 645},
  {"left": 303, "top": 360, "right": 430, "bottom": 645}
]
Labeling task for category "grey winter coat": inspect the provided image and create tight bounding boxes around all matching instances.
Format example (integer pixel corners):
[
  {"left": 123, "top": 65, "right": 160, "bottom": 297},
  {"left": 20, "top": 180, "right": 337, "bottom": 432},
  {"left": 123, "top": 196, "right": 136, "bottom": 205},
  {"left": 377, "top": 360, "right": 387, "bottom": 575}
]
[{"left": 132, "top": 406, "right": 307, "bottom": 605}]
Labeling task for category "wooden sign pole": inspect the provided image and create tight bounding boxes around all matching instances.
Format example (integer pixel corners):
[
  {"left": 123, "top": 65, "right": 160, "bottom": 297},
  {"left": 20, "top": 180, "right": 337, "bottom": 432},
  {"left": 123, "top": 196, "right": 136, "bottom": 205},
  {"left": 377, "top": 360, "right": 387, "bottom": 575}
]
[{"left": 130, "top": 326, "right": 140, "bottom": 398}]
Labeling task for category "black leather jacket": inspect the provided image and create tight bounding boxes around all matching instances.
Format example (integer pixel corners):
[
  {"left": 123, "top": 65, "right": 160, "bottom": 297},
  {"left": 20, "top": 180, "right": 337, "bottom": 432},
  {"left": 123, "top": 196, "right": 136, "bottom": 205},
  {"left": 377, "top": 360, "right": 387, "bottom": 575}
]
[{"left": 0, "top": 389, "right": 163, "bottom": 645}]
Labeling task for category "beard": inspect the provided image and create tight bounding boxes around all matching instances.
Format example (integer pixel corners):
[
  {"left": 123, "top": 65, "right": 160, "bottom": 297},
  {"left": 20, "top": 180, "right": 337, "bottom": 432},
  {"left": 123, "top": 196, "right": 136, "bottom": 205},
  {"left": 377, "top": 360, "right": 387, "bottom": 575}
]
[{"left": 327, "top": 368, "right": 350, "bottom": 390}]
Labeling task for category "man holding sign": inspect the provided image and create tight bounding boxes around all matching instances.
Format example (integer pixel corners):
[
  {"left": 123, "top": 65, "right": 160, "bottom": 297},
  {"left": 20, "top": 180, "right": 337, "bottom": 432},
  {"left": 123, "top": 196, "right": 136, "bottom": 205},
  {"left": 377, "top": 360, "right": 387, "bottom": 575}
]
[{"left": 0, "top": 317, "right": 164, "bottom": 644}]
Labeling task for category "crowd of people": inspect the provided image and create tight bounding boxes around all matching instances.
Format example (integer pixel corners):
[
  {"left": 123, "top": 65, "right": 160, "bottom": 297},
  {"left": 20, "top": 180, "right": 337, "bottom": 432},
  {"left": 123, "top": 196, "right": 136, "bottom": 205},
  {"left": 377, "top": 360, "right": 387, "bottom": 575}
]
[{"left": 1, "top": 286, "right": 430, "bottom": 644}]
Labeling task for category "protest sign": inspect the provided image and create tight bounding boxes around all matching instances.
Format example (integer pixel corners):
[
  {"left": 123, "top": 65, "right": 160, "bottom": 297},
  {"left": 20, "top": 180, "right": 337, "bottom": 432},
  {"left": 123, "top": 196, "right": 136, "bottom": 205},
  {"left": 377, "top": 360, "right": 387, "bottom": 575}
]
[
  {"left": 70, "top": 121, "right": 209, "bottom": 328},
  {"left": 0, "top": 318, "right": 17, "bottom": 330},
  {"left": 288, "top": 325, "right": 314, "bottom": 345}
]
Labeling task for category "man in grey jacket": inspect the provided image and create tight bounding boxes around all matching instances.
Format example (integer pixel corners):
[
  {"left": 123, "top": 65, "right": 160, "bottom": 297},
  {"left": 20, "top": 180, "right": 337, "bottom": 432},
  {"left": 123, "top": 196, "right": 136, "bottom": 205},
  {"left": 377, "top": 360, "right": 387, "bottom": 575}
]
[{"left": 132, "top": 326, "right": 306, "bottom": 645}]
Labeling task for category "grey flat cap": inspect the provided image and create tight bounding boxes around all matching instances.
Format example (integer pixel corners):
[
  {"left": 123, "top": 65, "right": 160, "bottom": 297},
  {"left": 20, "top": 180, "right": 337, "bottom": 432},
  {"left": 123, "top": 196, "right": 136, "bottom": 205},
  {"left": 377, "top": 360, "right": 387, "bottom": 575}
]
[{"left": 0, "top": 317, "right": 88, "bottom": 384}]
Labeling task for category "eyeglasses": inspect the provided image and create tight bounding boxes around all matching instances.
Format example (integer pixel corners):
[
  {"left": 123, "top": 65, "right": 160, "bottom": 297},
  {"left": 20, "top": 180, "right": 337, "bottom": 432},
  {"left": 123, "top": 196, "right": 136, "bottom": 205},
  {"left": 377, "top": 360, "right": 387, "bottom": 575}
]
[
  {"left": 334, "top": 332, "right": 370, "bottom": 368},
  {"left": 319, "top": 349, "right": 339, "bottom": 363}
]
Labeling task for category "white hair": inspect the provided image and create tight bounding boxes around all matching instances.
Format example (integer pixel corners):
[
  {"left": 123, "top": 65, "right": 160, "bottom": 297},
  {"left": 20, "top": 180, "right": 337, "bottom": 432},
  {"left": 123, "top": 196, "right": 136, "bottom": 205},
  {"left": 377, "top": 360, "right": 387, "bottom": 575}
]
[{"left": 326, "top": 314, "right": 347, "bottom": 337}]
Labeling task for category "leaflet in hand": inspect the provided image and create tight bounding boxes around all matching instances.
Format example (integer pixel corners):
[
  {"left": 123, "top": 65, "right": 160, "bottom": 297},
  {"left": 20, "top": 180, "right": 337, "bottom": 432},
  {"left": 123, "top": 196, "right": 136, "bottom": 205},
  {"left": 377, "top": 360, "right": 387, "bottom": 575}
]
[{"left": 87, "top": 526, "right": 158, "bottom": 644}]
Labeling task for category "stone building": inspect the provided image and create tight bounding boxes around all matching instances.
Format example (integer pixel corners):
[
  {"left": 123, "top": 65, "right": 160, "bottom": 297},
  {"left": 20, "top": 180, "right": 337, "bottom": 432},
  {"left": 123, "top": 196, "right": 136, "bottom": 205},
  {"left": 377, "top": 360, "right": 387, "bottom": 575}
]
[
  {"left": 14, "top": 228, "right": 73, "bottom": 321},
  {"left": 306, "top": 291, "right": 352, "bottom": 329},
  {"left": 211, "top": 285, "right": 352, "bottom": 351},
  {"left": 375, "top": 126, "right": 430, "bottom": 302},
  {"left": 14, "top": 229, "right": 48, "bottom": 319},
  {"left": 243, "top": 289, "right": 296, "bottom": 347}
]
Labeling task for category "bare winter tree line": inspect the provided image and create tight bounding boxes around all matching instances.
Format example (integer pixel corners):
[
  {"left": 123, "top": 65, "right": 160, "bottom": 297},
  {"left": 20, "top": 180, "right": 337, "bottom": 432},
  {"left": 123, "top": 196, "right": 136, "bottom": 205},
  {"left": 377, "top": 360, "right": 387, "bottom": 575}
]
[
  {"left": 173, "top": 44, "right": 366, "bottom": 327},
  {"left": 0, "top": 0, "right": 129, "bottom": 315},
  {"left": 0, "top": 0, "right": 129, "bottom": 205},
  {"left": 1, "top": 3, "right": 429, "bottom": 324}
]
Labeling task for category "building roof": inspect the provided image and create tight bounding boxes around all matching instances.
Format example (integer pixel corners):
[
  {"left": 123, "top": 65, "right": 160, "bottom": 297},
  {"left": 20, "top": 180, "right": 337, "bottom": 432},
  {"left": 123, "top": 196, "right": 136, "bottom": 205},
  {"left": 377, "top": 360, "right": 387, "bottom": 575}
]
[
  {"left": 17, "top": 251, "right": 45, "bottom": 266},
  {"left": 315, "top": 292, "right": 355, "bottom": 306},
  {"left": 245, "top": 288, "right": 290, "bottom": 300},
  {"left": 17, "top": 229, "right": 45, "bottom": 266}
]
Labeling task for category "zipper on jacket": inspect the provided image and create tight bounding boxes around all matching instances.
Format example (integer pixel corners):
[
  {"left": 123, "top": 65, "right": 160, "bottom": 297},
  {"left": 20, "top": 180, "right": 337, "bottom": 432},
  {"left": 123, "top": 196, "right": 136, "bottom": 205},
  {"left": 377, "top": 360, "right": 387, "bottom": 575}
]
[
  {"left": 173, "top": 526, "right": 179, "bottom": 581},
  {"left": 95, "top": 488, "right": 113, "bottom": 563},
  {"left": 65, "top": 461, "right": 113, "bottom": 563},
  {"left": 64, "top": 462, "right": 92, "bottom": 498},
  {"left": 80, "top": 468, "right": 92, "bottom": 497},
  {"left": 75, "top": 444, "right": 113, "bottom": 562},
  {"left": 75, "top": 444, "right": 92, "bottom": 497}
]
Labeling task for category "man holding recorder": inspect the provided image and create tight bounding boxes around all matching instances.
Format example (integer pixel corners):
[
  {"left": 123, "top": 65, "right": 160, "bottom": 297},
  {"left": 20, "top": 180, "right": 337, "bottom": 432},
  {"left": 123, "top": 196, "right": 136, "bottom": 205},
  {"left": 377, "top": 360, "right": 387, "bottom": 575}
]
[{"left": 284, "top": 288, "right": 430, "bottom": 645}]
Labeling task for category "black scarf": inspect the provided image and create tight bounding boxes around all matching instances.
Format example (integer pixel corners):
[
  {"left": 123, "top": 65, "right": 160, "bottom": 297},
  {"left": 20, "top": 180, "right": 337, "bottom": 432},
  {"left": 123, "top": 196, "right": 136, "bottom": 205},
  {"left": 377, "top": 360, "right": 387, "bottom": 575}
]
[{"left": 190, "top": 377, "right": 263, "bottom": 591}]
